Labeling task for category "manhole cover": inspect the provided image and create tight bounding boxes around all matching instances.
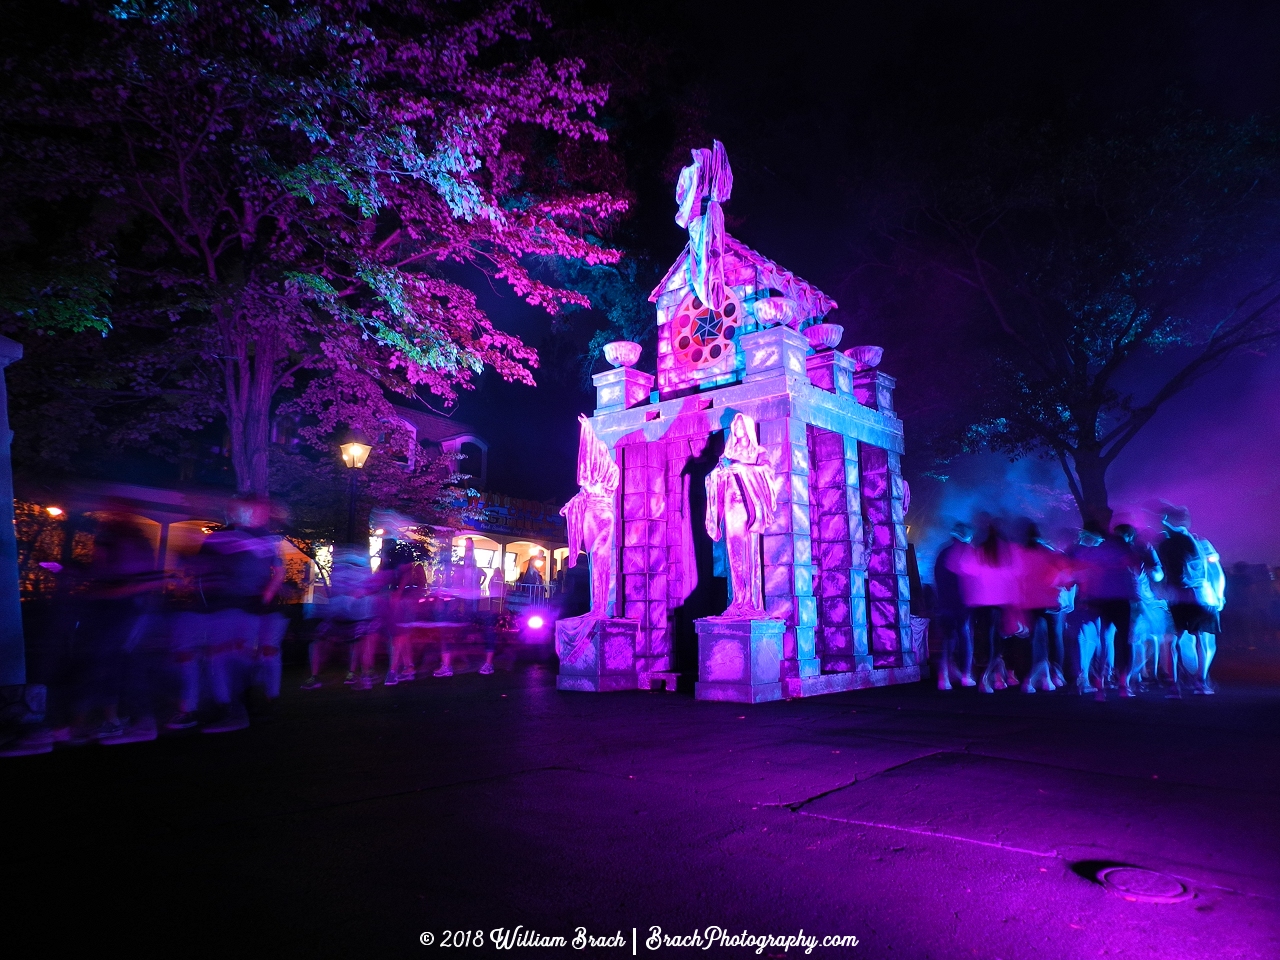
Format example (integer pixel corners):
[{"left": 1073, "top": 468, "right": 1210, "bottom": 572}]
[{"left": 1097, "top": 867, "right": 1193, "bottom": 903}]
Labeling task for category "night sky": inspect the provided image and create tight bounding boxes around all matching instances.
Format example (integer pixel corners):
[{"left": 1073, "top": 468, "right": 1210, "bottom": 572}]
[{"left": 453, "top": 0, "right": 1280, "bottom": 566}]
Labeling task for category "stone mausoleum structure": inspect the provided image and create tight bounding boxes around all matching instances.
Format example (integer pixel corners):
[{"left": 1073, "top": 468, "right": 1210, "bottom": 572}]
[{"left": 556, "top": 142, "right": 923, "bottom": 701}]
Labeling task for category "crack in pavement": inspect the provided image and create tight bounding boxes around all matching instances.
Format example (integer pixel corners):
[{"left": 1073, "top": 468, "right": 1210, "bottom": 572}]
[{"left": 756, "top": 749, "right": 1280, "bottom": 904}]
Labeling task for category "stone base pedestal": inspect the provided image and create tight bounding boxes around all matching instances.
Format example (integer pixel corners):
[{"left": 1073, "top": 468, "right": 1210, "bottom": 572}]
[
  {"left": 783, "top": 663, "right": 921, "bottom": 697},
  {"left": 694, "top": 617, "right": 785, "bottom": 704},
  {"left": 638, "top": 670, "right": 681, "bottom": 692},
  {"left": 555, "top": 616, "right": 639, "bottom": 692}
]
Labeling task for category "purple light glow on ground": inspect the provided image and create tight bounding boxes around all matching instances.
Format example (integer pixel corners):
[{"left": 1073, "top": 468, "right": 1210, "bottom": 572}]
[{"left": 8, "top": 665, "right": 1278, "bottom": 958}]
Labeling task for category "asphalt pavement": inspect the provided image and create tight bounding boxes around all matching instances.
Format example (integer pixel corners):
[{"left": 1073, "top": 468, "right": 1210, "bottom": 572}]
[{"left": 7, "top": 663, "right": 1278, "bottom": 960}]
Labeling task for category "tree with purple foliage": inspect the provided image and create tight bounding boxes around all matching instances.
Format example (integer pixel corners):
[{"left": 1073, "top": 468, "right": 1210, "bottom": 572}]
[{"left": 1, "top": 0, "right": 624, "bottom": 500}]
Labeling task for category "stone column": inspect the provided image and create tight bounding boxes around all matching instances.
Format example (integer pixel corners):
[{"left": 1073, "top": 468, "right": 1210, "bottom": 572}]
[
  {"left": 807, "top": 425, "right": 862, "bottom": 673},
  {"left": 593, "top": 367, "right": 654, "bottom": 414},
  {"left": 851, "top": 368, "right": 910, "bottom": 667},
  {"left": 741, "top": 325, "right": 811, "bottom": 384},
  {"left": 618, "top": 438, "right": 667, "bottom": 678},
  {"left": 859, "top": 444, "right": 902, "bottom": 665},
  {"left": 805, "top": 349, "right": 857, "bottom": 398},
  {"left": 739, "top": 326, "right": 819, "bottom": 692},
  {"left": 759, "top": 416, "right": 817, "bottom": 690},
  {"left": 0, "top": 336, "right": 23, "bottom": 686}
]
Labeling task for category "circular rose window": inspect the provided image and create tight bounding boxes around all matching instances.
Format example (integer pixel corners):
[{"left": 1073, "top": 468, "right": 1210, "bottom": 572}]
[{"left": 671, "top": 288, "right": 744, "bottom": 371}]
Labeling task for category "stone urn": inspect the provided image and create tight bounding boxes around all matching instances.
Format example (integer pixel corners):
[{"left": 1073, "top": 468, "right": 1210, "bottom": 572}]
[
  {"left": 753, "top": 295, "right": 800, "bottom": 327},
  {"left": 803, "top": 323, "right": 843, "bottom": 351},
  {"left": 844, "top": 345, "right": 884, "bottom": 371},
  {"left": 603, "top": 340, "right": 642, "bottom": 368}
]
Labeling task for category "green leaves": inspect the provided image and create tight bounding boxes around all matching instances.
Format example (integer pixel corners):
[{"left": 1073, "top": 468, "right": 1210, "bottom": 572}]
[{"left": 0, "top": 263, "right": 114, "bottom": 336}]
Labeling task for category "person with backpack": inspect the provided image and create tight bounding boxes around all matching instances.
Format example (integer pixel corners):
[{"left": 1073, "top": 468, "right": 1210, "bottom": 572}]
[
  {"left": 1156, "top": 506, "right": 1219, "bottom": 695},
  {"left": 1191, "top": 533, "right": 1225, "bottom": 694}
]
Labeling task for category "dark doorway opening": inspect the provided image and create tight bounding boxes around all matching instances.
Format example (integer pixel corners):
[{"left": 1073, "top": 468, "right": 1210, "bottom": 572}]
[{"left": 672, "top": 430, "right": 727, "bottom": 691}]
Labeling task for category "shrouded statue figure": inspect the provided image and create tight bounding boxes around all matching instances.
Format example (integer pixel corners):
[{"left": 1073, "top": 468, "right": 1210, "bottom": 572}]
[
  {"left": 705, "top": 413, "right": 781, "bottom": 618},
  {"left": 675, "top": 139, "right": 733, "bottom": 313},
  {"left": 560, "top": 415, "right": 620, "bottom": 617}
]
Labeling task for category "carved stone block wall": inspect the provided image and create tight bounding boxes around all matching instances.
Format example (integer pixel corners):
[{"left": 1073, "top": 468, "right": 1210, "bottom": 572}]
[
  {"left": 619, "top": 439, "right": 669, "bottom": 676},
  {"left": 807, "top": 424, "right": 863, "bottom": 673},
  {"left": 759, "top": 416, "right": 818, "bottom": 682},
  {"left": 859, "top": 442, "right": 908, "bottom": 667}
]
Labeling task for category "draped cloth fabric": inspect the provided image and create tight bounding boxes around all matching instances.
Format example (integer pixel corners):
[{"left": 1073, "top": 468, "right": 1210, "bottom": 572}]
[
  {"left": 560, "top": 416, "right": 620, "bottom": 617},
  {"left": 704, "top": 414, "right": 781, "bottom": 617},
  {"left": 704, "top": 462, "right": 781, "bottom": 542},
  {"left": 675, "top": 140, "right": 734, "bottom": 312}
]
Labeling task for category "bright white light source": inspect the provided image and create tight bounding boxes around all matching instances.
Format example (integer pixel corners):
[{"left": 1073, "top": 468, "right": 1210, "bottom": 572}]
[
  {"left": 45, "top": 506, "right": 64, "bottom": 517},
  {"left": 527, "top": 615, "right": 545, "bottom": 630},
  {"left": 340, "top": 440, "right": 372, "bottom": 469}
]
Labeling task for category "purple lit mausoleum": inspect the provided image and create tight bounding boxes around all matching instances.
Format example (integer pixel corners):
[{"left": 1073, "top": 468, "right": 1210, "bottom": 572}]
[{"left": 556, "top": 144, "right": 924, "bottom": 702}]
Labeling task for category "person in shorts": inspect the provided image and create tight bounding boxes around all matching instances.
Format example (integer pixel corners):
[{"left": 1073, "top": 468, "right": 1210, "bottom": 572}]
[{"left": 1157, "top": 506, "right": 1217, "bottom": 695}]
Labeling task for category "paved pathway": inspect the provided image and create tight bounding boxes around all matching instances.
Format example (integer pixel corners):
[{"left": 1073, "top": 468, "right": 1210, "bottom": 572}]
[{"left": 10, "top": 665, "right": 1279, "bottom": 959}]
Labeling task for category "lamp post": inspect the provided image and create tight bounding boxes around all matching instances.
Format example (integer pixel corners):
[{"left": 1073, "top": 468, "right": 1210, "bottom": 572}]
[{"left": 340, "top": 438, "right": 372, "bottom": 544}]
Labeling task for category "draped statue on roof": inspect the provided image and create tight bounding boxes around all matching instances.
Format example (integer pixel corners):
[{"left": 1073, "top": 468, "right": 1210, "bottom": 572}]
[{"left": 675, "top": 140, "right": 734, "bottom": 313}]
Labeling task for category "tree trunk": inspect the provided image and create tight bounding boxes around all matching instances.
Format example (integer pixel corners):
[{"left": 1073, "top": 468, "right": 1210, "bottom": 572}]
[
  {"left": 220, "top": 305, "right": 278, "bottom": 499},
  {"left": 228, "top": 390, "right": 271, "bottom": 498},
  {"left": 1069, "top": 447, "right": 1113, "bottom": 531}
]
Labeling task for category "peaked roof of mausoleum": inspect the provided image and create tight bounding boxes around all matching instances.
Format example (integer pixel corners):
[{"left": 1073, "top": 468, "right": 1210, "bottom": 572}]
[{"left": 649, "top": 233, "right": 838, "bottom": 323}]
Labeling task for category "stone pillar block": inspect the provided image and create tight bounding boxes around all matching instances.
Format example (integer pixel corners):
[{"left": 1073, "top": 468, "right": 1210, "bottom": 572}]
[
  {"left": 851, "top": 369, "right": 897, "bottom": 413},
  {"left": 593, "top": 366, "right": 655, "bottom": 414},
  {"left": 556, "top": 616, "right": 639, "bottom": 692},
  {"left": 805, "top": 349, "right": 857, "bottom": 398},
  {"left": 694, "top": 618, "right": 785, "bottom": 703},
  {"left": 741, "top": 326, "right": 811, "bottom": 383}
]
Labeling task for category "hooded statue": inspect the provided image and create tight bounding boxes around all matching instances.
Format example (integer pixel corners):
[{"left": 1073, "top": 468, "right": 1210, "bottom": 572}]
[
  {"left": 704, "top": 413, "right": 781, "bottom": 618},
  {"left": 560, "top": 416, "right": 620, "bottom": 617}
]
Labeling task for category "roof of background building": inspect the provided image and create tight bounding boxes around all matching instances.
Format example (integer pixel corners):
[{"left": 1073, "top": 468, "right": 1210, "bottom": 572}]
[{"left": 392, "top": 404, "right": 481, "bottom": 445}]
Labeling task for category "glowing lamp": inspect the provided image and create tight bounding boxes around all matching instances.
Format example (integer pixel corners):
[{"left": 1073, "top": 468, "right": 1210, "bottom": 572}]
[
  {"left": 341, "top": 441, "right": 372, "bottom": 469},
  {"left": 374, "top": 528, "right": 385, "bottom": 536},
  {"left": 533, "top": 557, "right": 544, "bottom": 568},
  {"left": 527, "top": 615, "right": 545, "bottom": 630},
  {"left": 45, "top": 506, "right": 64, "bottom": 517}
]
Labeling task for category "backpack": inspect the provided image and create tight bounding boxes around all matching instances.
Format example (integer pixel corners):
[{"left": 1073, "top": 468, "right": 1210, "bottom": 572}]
[{"left": 1182, "top": 538, "right": 1207, "bottom": 590}]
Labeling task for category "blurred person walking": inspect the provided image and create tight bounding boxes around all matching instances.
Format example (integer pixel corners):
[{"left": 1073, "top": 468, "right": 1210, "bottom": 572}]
[
  {"left": 1013, "top": 521, "right": 1071, "bottom": 693},
  {"left": 1066, "top": 527, "right": 1107, "bottom": 694},
  {"left": 1157, "top": 507, "right": 1223, "bottom": 694},
  {"left": 1117, "top": 524, "right": 1166, "bottom": 691},
  {"left": 191, "top": 498, "right": 283, "bottom": 732},
  {"left": 1075, "top": 523, "right": 1141, "bottom": 700},
  {"left": 302, "top": 546, "right": 375, "bottom": 689},
  {"left": 382, "top": 540, "right": 427, "bottom": 685},
  {"left": 957, "top": 518, "right": 1020, "bottom": 693},
  {"left": 71, "top": 514, "right": 165, "bottom": 743},
  {"left": 933, "top": 522, "right": 976, "bottom": 690}
]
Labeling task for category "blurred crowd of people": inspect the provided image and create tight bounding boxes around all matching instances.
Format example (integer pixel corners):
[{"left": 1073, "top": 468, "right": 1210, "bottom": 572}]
[
  {"left": 932, "top": 504, "right": 1225, "bottom": 698},
  {"left": 301, "top": 536, "right": 502, "bottom": 691},
  {"left": 2, "top": 498, "right": 287, "bottom": 753},
  {"left": 0, "top": 502, "right": 519, "bottom": 757}
]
